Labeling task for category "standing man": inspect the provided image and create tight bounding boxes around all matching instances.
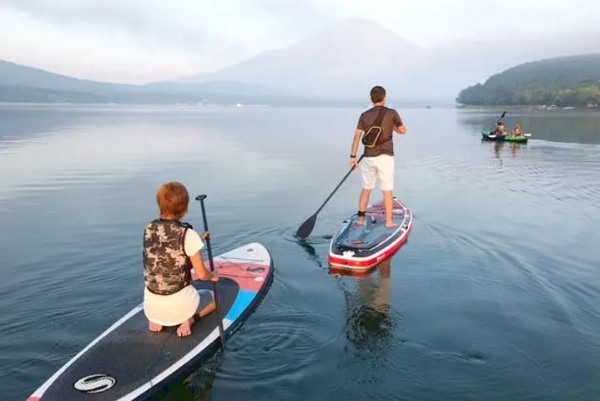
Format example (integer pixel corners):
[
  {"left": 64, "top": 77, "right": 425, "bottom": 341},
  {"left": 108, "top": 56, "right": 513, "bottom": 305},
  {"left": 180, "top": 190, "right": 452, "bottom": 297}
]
[{"left": 350, "top": 85, "right": 406, "bottom": 228}]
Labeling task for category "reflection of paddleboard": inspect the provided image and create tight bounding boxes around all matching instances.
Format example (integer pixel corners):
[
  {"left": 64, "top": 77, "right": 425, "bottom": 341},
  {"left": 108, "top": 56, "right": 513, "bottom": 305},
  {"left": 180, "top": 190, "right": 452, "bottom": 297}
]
[
  {"left": 329, "top": 198, "right": 412, "bottom": 273},
  {"left": 26, "top": 243, "right": 274, "bottom": 401}
]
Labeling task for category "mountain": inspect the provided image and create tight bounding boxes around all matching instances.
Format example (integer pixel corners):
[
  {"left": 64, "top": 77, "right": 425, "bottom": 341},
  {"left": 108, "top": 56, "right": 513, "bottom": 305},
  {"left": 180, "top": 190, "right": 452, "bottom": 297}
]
[
  {"left": 0, "top": 60, "right": 136, "bottom": 92},
  {"left": 171, "top": 18, "right": 441, "bottom": 102},
  {"left": 4, "top": 18, "right": 600, "bottom": 106},
  {"left": 169, "top": 18, "right": 600, "bottom": 104},
  {"left": 456, "top": 54, "right": 600, "bottom": 106},
  {"left": 0, "top": 60, "right": 291, "bottom": 104}
]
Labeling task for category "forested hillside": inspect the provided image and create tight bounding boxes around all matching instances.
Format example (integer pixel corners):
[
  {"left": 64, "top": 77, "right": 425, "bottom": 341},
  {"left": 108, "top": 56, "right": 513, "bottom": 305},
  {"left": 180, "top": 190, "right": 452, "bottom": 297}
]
[{"left": 457, "top": 54, "right": 600, "bottom": 106}]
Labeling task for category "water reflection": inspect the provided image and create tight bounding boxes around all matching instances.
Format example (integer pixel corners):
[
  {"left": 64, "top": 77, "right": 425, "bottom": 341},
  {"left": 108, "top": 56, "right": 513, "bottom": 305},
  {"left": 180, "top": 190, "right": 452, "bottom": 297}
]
[
  {"left": 492, "top": 141, "right": 523, "bottom": 157},
  {"left": 493, "top": 141, "right": 504, "bottom": 161},
  {"left": 295, "top": 237, "right": 326, "bottom": 269},
  {"left": 343, "top": 260, "right": 395, "bottom": 353},
  {"left": 294, "top": 236, "right": 398, "bottom": 353},
  {"left": 157, "top": 344, "right": 223, "bottom": 400}
]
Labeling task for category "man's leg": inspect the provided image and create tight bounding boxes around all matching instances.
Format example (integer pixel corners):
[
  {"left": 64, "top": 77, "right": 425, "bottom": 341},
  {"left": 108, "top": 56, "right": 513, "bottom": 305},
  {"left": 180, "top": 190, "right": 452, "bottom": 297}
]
[
  {"left": 358, "top": 158, "right": 376, "bottom": 225},
  {"left": 378, "top": 155, "right": 397, "bottom": 228},
  {"left": 357, "top": 188, "right": 372, "bottom": 225},
  {"left": 383, "top": 190, "right": 396, "bottom": 227}
]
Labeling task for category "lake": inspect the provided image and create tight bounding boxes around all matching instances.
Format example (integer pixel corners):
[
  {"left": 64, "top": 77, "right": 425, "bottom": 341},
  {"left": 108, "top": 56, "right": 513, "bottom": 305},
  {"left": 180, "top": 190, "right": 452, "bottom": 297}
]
[{"left": 1, "top": 104, "right": 599, "bottom": 401}]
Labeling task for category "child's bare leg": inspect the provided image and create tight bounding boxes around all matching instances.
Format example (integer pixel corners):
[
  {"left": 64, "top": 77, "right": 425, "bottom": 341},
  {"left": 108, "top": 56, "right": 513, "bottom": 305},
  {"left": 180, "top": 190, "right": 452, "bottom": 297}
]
[
  {"left": 176, "top": 316, "right": 195, "bottom": 337},
  {"left": 199, "top": 300, "right": 216, "bottom": 318},
  {"left": 148, "top": 321, "right": 163, "bottom": 332}
]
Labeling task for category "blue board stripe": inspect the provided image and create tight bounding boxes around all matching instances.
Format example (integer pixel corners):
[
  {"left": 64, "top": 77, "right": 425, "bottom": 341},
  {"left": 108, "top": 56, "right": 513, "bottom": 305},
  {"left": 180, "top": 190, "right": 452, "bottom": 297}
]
[{"left": 225, "top": 290, "right": 257, "bottom": 322}]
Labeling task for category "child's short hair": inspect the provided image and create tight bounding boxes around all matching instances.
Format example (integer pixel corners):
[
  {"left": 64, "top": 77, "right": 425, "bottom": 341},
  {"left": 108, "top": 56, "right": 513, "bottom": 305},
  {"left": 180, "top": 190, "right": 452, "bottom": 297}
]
[{"left": 156, "top": 182, "right": 189, "bottom": 218}]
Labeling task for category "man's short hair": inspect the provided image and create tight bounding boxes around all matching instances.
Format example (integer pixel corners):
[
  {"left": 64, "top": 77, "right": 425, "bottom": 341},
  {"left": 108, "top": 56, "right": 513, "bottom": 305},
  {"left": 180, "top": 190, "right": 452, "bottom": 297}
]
[{"left": 370, "top": 86, "right": 386, "bottom": 103}]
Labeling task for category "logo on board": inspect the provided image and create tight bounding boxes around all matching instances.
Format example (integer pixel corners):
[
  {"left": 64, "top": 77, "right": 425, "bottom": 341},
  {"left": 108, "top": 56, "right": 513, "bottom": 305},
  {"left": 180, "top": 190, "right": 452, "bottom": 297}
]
[{"left": 73, "top": 373, "right": 116, "bottom": 393}]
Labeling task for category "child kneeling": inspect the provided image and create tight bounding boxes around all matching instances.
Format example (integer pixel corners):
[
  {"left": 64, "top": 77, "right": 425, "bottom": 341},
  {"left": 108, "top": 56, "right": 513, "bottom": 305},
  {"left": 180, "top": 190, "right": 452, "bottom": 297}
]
[{"left": 142, "top": 181, "right": 219, "bottom": 337}]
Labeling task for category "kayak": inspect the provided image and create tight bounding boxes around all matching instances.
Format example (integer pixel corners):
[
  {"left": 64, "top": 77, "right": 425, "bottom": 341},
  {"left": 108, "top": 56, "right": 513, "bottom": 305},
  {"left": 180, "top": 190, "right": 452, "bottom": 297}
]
[
  {"left": 328, "top": 198, "right": 413, "bottom": 274},
  {"left": 481, "top": 130, "right": 530, "bottom": 142},
  {"left": 26, "top": 242, "right": 274, "bottom": 401}
]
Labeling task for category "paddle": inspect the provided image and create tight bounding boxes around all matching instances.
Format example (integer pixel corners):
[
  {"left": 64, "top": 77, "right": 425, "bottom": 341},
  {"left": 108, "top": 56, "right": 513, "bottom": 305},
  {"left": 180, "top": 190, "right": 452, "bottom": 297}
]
[
  {"left": 296, "top": 154, "right": 365, "bottom": 239},
  {"left": 195, "top": 194, "right": 226, "bottom": 350},
  {"left": 485, "top": 111, "right": 507, "bottom": 139}
]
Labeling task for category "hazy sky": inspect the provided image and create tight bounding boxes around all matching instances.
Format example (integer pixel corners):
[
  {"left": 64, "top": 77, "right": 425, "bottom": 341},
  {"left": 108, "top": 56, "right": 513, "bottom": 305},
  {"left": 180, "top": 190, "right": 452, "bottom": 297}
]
[{"left": 1, "top": 0, "right": 598, "bottom": 84}]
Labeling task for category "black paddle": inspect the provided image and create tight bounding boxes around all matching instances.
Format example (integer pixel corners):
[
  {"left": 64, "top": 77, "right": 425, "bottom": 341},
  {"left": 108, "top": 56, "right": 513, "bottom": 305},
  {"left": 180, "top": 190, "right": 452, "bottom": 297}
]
[
  {"left": 296, "top": 154, "right": 364, "bottom": 239},
  {"left": 486, "top": 111, "right": 507, "bottom": 139},
  {"left": 195, "top": 194, "right": 226, "bottom": 350}
]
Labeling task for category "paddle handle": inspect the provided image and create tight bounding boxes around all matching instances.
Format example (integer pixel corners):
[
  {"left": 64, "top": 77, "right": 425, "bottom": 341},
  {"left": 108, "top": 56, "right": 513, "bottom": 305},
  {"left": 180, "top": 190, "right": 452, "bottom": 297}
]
[{"left": 195, "top": 194, "right": 226, "bottom": 350}]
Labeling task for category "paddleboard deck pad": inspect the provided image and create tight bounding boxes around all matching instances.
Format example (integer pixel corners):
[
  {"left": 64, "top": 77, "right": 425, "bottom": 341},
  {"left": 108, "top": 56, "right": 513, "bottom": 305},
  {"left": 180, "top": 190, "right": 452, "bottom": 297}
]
[
  {"left": 329, "top": 198, "right": 412, "bottom": 273},
  {"left": 26, "top": 242, "right": 274, "bottom": 401}
]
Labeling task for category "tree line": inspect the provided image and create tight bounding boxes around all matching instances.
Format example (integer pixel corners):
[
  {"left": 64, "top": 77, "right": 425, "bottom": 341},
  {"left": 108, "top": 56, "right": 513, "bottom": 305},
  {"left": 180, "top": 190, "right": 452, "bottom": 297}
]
[{"left": 457, "top": 54, "right": 600, "bottom": 107}]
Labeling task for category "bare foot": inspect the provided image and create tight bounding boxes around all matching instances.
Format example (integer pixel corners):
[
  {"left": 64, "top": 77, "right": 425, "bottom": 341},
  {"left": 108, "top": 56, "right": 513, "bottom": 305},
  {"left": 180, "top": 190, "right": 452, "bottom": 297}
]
[
  {"left": 353, "top": 217, "right": 364, "bottom": 228},
  {"left": 199, "top": 301, "right": 216, "bottom": 318},
  {"left": 148, "top": 321, "right": 163, "bottom": 332},
  {"left": 385, "top": 221, "right": 398, "bottom": 228},
  {"left": 176, "top": 316, "right": 195, "bottom": 337}
]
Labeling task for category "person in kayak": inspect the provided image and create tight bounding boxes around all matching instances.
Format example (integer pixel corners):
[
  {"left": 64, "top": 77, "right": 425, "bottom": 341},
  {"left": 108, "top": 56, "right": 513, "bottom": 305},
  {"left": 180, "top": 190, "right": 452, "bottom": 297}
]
[
  {"left": 143, "top": 181, "right": 219, "bottom": 337},
  {"left": 510, "top": 124, "right": 523, "bottom": 137},
  {"left": 350, "top": 85, "right": 406, "bottom": 228},
  {"left": 491, "top": 121, "right": 507, "bottom": 137}
]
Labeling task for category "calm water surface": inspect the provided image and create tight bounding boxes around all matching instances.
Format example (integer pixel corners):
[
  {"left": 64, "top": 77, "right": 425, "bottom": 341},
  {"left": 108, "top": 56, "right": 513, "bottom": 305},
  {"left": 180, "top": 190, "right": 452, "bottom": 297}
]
[{"left": 0, "top": 105, "right": 599, "bottom": 401}]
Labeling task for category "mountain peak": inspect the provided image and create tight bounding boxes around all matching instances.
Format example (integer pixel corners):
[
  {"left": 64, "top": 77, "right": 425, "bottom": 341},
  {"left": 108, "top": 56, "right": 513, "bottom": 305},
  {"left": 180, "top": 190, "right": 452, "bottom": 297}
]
[
  {"left": 303, "top": 18, "right": 418, "bottom": 50},
  {"left": 173, "top": 17, "right": 424, "bottom": 97},
  {"left": 326, "top": 18, "right": 397, "bottom": 33}
]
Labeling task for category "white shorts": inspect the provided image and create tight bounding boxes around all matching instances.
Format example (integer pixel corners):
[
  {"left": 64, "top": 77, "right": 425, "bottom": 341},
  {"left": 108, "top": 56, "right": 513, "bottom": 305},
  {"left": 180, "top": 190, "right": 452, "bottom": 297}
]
[{"left": 361, "top": 155, "right": 395, "bottom": 191}]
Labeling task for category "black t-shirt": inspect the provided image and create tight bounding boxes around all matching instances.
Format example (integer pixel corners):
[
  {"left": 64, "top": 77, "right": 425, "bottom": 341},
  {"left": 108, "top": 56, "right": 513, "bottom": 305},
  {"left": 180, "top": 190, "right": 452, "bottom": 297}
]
[{"left": 357, "top": 106, "right": 403, "bottom": 157}]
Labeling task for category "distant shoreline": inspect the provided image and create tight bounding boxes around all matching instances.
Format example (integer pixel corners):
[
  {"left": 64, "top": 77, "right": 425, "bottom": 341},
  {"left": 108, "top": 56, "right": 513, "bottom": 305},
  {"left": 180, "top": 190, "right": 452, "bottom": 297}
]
[{"left": 456, "top": 104, "right": 600, "bottom": 112}]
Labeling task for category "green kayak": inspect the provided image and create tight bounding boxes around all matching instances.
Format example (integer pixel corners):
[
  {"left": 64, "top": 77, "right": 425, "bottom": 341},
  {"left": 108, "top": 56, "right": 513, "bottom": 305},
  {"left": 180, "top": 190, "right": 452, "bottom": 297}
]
[{"left": 481, "top": 130, "right": 530, "bottom": 143}]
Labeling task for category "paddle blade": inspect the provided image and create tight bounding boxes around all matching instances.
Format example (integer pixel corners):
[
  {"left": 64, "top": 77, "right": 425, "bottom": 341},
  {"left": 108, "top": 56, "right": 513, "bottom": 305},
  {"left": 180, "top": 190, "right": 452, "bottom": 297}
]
[
  {"left": 296, "top": 214, "right": 317, "bottom": 239},
  {"left": 524, "top": 133, "right": 532, "bottom": 137}
]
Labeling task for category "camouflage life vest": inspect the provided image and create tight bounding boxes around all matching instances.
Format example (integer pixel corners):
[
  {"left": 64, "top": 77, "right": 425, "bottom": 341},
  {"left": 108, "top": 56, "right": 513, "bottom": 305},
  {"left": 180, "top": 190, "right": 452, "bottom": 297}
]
[{"left": 143, "top": 219, "right": 193, "bottom": 295}]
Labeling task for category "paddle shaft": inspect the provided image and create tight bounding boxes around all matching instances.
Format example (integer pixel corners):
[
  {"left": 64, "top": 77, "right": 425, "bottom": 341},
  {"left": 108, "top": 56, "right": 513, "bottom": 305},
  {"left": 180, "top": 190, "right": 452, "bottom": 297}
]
[
  {"left": 296, "top": 154, "right": 364, "bottom": 238},
  {"left": 314, "top": 154, "right": 364, "bottom": 216},
  {"left": 196, "top": 195, "right": 226, "bottom": 350}
]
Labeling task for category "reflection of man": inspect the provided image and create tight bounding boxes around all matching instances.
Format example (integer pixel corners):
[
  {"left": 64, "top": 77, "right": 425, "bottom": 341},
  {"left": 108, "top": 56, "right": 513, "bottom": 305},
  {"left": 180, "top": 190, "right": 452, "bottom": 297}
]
[
  {"left": 344, "top": 260, "right": 394, "bottom": 350},
  {"left": 356, "top": 260, "right": 391, "bottom": 313}
]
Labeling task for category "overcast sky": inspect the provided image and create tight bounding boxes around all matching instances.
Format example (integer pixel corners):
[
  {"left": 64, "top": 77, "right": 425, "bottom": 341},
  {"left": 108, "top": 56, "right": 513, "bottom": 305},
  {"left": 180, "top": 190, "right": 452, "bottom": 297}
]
[{"left": 1, "top": 0, "right": 598, "bottom": 84}]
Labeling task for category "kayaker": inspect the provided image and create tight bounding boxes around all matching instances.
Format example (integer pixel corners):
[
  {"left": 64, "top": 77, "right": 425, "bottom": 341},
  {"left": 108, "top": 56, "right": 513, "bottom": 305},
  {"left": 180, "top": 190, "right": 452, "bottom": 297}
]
[
  {"left": 491, "top": 122, "right": 507, "bottom": 137},
  {"left": 350, "top": 85, "right": 407, "bottom": 228},
  {"left": 511, "top": 124, "right": 523, "bottom": 137},
  {"left": 142, "top": 181, "right": 219, "bottom": 338}
]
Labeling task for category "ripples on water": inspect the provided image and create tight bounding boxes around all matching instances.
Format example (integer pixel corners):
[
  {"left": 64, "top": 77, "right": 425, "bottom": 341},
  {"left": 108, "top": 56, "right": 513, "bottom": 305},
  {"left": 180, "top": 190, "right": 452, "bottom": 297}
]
[{"left": 0, "top": 106, "right": 599, "bottom": 401}]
